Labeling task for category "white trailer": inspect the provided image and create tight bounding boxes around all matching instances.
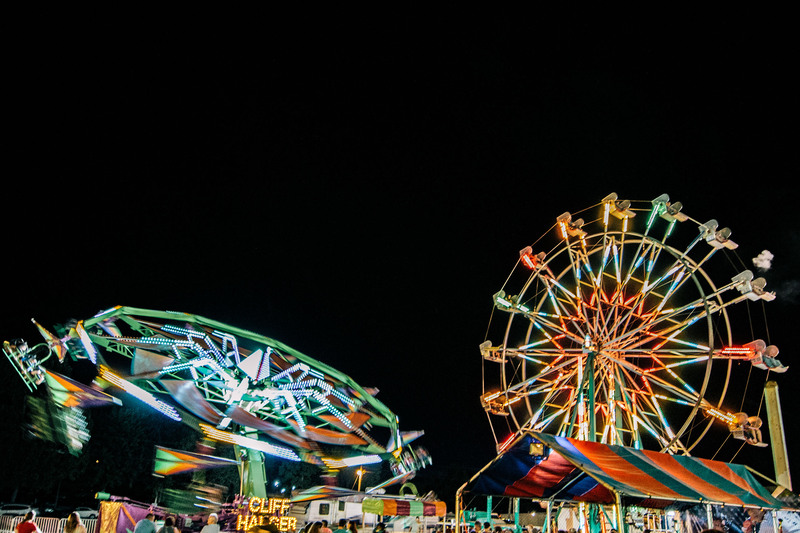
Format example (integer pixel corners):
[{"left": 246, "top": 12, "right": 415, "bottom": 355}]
[{"left": 305, "top": 500, "right": 378, "bottom": 529}]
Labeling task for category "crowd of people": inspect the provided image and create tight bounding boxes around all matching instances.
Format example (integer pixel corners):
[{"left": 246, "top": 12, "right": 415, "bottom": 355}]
[
  {"left": 15, "top": 510, "right": 785, "bottom": 533},
  {"left": 12, "top": 509, "right": 223, "bottom": 533},
  {"left": 298, "top": 519, "right": 361, "bottom": 533},
  {"left": 296, "top": 518, "right": 433, "bottom": 533},
  {"left": 467, "top": 521, "right": 539, "bottom": 533},
  {"left": 14, "top": 510, "right": 90, "bottom": 533}
]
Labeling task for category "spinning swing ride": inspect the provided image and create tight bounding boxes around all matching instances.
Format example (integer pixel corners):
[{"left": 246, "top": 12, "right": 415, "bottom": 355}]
[
  {"left": 480, "top": 193, "right": 788, "bottom": 457},
  {"left": 3, "top": 307, "right": 430, "bottom": 495}
]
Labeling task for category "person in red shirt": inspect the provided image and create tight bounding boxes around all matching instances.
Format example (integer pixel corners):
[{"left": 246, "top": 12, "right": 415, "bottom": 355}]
[{"left": 15, "top": 512, "right": 41, "bottom": 533}]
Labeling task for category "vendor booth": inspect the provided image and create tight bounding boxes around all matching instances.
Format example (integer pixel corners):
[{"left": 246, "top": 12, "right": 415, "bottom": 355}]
[{"left": 362, "top": 497, "right": 447, "bottom": 517}]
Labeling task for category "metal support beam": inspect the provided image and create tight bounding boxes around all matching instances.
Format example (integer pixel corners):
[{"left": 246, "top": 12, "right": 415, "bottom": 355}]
[
  {"left": 546, "top": 501, "right": 553, "bottom": 533},
  {"left": 236, "top": 445, "right": 267, "bottom": 498},
  {"left": 764, "top": 381, "right": 792, "bottom": 490},
  {"left": 615, "top": 492, "right": 627, "bottom": 533}
]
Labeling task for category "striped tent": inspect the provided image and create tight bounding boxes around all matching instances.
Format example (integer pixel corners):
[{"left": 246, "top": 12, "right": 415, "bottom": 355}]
[{"left": 468, "top": 432, "right": 796, "bottom": 510}]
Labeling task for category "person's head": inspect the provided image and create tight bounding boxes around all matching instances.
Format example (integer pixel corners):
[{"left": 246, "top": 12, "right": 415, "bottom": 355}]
[
  {"left": 323, "top": 522, "right": 328, "bottom": 528},
  {"left": 164, "top": 517, "right": 174, "bottom": 527},
  {"left": 248, "top": 526, "right": 279, "bottom": 533},
  {"left": 208, "top": 514, "right": 218, "bottom": 525},
  {"left": 24, "top": 512, "right": 36, "bottom": 522},
  {"left": 484, "top": 524, "right": 491, "bottom": 530},
  {"left": 146, "top": 514, "right": 155, "bottom": 522},
  {"left": 67, "top": 513, "right": 82, "bottom": 528},
  {"left": 310, "top": 522, "right": 322, "bottom": 533}
]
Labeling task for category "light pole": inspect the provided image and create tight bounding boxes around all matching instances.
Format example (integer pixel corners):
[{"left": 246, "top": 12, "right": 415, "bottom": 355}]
[{"left": 356, "top": 469, "right": 364, "bottom": 492}]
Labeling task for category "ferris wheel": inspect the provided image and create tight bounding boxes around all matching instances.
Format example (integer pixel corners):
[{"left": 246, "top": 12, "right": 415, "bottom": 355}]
[{"left": 480, "top": 193, "right": 787, "bottom": 456}]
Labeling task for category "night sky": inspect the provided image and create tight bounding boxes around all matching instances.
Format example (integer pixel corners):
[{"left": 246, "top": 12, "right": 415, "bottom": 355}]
[{"left": 2, "top": 18, "right": 798, "bottom": 505}]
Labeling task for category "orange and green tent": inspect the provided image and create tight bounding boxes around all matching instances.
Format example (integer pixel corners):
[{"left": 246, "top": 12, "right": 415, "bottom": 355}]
[{"left": 468, "top": 432, "right": 796, "bottom": 510}]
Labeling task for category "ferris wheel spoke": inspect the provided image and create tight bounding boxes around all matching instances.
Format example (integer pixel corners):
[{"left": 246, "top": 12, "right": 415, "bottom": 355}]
[
  {"left": 506, "top": 348, "right": 584, "bottom": 364},
  {"left": 645, "top": 353, "right": 717, "bottom": 404},
  {"left": 612, "top": 364, "right": 654, "bottom": 438},
  {"left": 611, "top": 261, "right": 688, "bottom": 334},
  {"left": 622, "top": 240, "right": 654, "bottom": 287},
  {"left": 531, "top": 380, "right": 576, "bottom": 429},
  {"left": 626, "top": 293, "right": 737, "bottom": 353},
  {"left": 614, "top": 370, "right": 648, "bottom": 446},
  {"left": 564, "top": 241, "right": 588, "bottom": 304},
  {"left": 596, "top": 358, "right": 657, "bottom": 446},
  {"left": 639, "top": 378, "right": 688, "bottom": 451},
  {"left": 639, "top": 258, "right": 751, "bottom": 330},
  {"left": 620, "top": 201, "right": 668, "bottom": 284},
  {"left": 504, "top": 357, "right": 579, "bottom": 397},
  {"left": 575, "top": 244, "right": 602, "bottom": 289},
  {"left": 524, "top": 312, "right": 587, "bottom": 347},
  {"left": 602, "top": 289, "right": 717, "bottom": 352},
  {"left": 603, "top": 298, "right": 641, "bottom": 351},
  {"left": 540, "top": 278, "right": 588, "bottom": 334},
  {"left": 629, "top": 255, "right": 706, "bottom": 326},
  {"left": 630, "top": 411, "right": 675, "bottom": 449},
  {"left": 537, "top": 405, "right": 572, "bottom": 433},
  {"left": 617, "top": 380, "right": 678, "bottom": 448},
  {"left": 613, "top": 315, "right": 708, "bottom": 354},
  {"left": 600, "top": 364, "right": 630, "bottom": 443},
  {"left": 608, "top": 354, "right": 703, "bottom": 408},
  {"left": 594, "top": 236, "right": 617, "bottom": 288},
  {"left": 495, "top": 293, "right": 587, "bottom": 347}
]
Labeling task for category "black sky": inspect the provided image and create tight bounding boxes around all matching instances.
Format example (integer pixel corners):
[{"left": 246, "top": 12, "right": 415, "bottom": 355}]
[{"left": 3, "top": 17, "right": 798, "bottom": 501}]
